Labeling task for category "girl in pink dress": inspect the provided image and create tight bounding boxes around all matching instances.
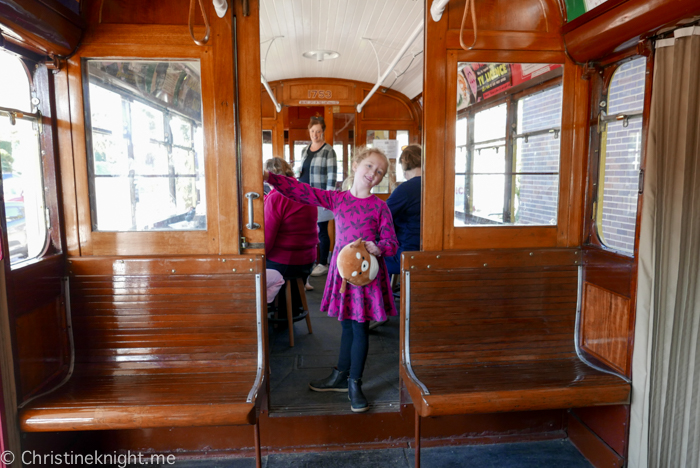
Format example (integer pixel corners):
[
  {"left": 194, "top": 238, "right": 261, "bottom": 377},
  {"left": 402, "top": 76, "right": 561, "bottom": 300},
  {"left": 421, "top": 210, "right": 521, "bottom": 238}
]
[{"left": 264, "top": 147, "right": 398, "bottom": 413}]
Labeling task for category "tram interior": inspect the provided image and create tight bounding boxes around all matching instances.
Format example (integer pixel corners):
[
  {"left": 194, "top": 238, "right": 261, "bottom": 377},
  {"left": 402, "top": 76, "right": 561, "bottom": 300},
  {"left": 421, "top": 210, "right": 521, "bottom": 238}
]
[{"left": 1, "top": 0, "right": 700, "bottom": 467}]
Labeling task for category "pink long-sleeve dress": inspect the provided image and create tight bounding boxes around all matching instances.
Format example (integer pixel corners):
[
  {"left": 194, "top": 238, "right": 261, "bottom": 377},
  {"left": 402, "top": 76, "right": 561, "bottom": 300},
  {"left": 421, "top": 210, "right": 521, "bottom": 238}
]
[{"left": 267, "top": 173, "right": 398, "bottom": 322}]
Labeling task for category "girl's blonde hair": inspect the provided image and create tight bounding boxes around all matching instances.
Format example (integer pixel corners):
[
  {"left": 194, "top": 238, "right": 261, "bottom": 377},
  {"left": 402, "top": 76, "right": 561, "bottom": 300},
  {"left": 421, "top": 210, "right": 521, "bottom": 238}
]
[
  {"left": 264, "top": 157, "right": 294, "bottom": 177},
  {"left": 353, "top": 146, "right": 390, "bottom": 171},
  {"left": 342, "top": 146, "right": 391, "bottom": 190}
]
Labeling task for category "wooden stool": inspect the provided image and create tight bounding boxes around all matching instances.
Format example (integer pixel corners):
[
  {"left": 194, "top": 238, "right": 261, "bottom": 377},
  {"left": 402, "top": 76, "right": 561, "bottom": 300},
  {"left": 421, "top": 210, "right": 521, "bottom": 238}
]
[{"left": 273, "top": 277, "right": 313, "bottom": 347}]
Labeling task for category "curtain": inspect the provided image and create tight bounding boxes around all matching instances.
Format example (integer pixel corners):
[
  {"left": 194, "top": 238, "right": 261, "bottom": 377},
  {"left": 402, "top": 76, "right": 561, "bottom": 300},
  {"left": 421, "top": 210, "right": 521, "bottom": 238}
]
[{"left": 629, "top": 26, "right": 700, "bottom": 468}]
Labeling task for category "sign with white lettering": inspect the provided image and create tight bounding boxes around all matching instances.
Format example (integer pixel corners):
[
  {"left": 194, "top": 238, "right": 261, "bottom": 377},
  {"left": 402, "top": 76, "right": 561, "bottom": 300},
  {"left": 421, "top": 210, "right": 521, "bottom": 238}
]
[{"left": 298, "top": 100, "right": 340, "bottom": 105}]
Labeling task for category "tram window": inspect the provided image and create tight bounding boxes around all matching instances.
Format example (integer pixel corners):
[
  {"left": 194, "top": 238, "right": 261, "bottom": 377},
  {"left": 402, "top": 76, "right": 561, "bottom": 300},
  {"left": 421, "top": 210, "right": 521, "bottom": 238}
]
[
  {"left": 0, "top": 50, "right": 48, "bottom": 265},
  {"left": 262, "top": 130, "right": 273, "bottom": 161},
  {"left": 396, "top": 130, "right": 410, "bottom": 182},
  {"left": 293, "top": 141, "right": 310, "bottom": 174},
  {"left": 596, "top": 57, "right": 647, "bottom": 255},
  {"left": 84, "top": 59, "right": 205, "bottom": 232},
  {"left": 334, "top": 142, "right": 344, "bottom": 182},
  {"left": 454, "top": 62, "right": 563, "bottom": 226},
  {"left": 366, "top": 130, "right": 395, "bottom": 194}
]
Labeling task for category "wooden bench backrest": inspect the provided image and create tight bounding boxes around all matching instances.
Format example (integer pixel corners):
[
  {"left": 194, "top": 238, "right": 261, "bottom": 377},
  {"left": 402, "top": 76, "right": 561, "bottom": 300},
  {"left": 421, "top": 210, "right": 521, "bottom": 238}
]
[
  {"left": 68, "top": 256, "right": 265, "bottom": 376},
  {"left": 403, "top": 249, "right": 582, "bottom": 367}
]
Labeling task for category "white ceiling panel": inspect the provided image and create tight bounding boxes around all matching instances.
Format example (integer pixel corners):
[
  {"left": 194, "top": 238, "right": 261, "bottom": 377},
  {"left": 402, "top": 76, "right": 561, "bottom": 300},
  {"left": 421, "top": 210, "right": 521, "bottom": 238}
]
[{"left": 260, "top": 0, "right": 424, "bottom": 99}]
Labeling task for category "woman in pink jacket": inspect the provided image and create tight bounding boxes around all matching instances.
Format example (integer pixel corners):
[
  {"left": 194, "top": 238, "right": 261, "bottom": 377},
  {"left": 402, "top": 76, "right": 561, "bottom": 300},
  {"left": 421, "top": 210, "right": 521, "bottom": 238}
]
[{"left": 264, "top": 157, "right": 319, "bottom": 318}]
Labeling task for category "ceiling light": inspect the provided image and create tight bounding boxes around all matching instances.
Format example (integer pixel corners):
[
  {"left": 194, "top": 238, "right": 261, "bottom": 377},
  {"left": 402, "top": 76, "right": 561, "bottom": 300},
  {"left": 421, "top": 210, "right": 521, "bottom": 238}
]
[{"left": 302, "top": 50, "right": 340, "bottom": 62}]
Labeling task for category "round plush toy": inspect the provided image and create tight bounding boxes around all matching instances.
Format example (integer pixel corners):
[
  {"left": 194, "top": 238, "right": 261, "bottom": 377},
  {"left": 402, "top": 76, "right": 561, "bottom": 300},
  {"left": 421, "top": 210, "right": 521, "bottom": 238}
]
[{"left": 336, "top": 238, "right": 379, "bottom": 293}]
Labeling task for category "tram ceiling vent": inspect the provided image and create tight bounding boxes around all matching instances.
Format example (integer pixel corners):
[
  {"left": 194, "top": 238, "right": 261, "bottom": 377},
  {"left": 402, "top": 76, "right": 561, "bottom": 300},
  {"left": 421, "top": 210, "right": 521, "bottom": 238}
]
[{"left": 302, "top": 50, "right": 340, "bottom": 62}]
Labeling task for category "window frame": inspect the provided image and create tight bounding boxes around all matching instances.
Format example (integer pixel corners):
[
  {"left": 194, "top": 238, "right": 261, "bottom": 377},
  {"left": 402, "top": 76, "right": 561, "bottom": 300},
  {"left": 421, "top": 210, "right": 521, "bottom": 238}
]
[
  {"left": 0, "top": 54, "right": 57, "bottom": 268},
  {"left": 584, "top": 52, "right": 653, "bottom": 258},
  {"left": 444, "top": 50, "right": 571, "bottom": 250},
  {"left": 67, "top": 44, "right": 224, "bottom": 256}
]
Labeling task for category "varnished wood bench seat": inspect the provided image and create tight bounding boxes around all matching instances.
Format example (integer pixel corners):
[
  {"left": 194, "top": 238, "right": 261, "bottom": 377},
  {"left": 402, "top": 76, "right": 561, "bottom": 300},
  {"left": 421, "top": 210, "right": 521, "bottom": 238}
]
[
  {"left": 19, "top": 257, "right": 266, "bottom": 439},
  {"left": 20, "top": 372, "right": 258, "bottom": 431},
  {"left": 399, "top": 249, "right": 631, "bottom": 466},
  {"left": 407, "top": 358, "right": 630, "bottom": 417}
]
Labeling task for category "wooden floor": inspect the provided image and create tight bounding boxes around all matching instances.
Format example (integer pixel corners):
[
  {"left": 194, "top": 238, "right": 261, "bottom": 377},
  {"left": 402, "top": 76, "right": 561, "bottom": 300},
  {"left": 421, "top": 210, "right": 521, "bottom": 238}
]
[
  {"left": 267, "top": 274, "right": 401, "bottom": 416},
  {"left": 144, "top": 440, "right": 593, "bottom": 467}
]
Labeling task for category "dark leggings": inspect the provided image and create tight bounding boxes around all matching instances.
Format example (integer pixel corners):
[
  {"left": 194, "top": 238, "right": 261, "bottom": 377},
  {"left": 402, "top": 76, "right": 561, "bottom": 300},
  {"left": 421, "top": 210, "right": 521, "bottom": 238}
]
[
  {"left": 337, "top": 319, "right": 370, "bottom": 380},
  {"left": 318, "top": 221, "right": 330, "bottom": 265}
]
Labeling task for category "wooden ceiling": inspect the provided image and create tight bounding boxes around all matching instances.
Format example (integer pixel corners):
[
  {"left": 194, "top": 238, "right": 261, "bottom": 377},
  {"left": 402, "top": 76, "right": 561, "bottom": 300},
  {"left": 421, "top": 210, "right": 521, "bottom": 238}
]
[{"left": 259, "top": 0, "right": 425, "bottom": 99}]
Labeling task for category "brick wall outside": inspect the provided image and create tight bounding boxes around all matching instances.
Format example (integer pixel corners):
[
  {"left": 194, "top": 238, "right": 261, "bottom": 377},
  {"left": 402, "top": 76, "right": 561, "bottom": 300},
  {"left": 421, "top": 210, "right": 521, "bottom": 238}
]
[
  {"left": 600, "top": 57, "right": 646, "bottom": 253},
  {"left": 516, "top": 85, "right": 563, "bottom": 225}
]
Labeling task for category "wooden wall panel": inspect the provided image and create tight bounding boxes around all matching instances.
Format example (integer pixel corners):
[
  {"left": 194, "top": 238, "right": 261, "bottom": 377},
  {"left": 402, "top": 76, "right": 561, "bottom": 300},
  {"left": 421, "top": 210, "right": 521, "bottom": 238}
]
[
  {"left": 583, "top": 249, "right": 633, "bottom": 298},
  {"left": 94, "top": 407, "right": 565, "bottom": 454},
  {"left": 361, "top": 92, "right": 414, "bottom": 121},
  {"left": 7, "top": 255, "right": 68, "bottom": 402},
  {"left": 261, "top": 86, "right": 278, "bottom": 119},
  {"left": 447, "top": 0, "right": 557, "bottom": 32},
  {"left": 581, "top": 283, "right": 630, "bottom": 375},
  {"left": 99, "top": 0, "right": 202, "bottom": 25},
  {"left": 15, "top": 299, "right": 66, "bottom": 399},
  {"left": 568, "top": 412, "right": 625, "bottom": 468},
  {"left": 422, "top": 0, "right": 449, "bottom": 251},
  {"left": 572, "top": 405, "right": 629, "bottom": 457}
]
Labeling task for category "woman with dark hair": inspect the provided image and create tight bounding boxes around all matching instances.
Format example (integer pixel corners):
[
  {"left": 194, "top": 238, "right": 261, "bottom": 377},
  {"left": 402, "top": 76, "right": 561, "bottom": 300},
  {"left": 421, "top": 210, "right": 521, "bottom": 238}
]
[
  {"left": 298, "top": 116, "right": 338, "bottom": 277},
  {"left": 264, "top": 157, "right": 319, "bottom": 318},
  {"left": 384, "top": 144, "right": 422, "bottom": 276}
]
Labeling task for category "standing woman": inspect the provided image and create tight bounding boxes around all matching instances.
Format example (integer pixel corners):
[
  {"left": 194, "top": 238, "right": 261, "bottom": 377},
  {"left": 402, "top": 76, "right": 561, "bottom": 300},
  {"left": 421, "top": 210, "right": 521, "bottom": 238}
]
[{"left": 298, "top": 116, "right": 338, "bottom": 277}]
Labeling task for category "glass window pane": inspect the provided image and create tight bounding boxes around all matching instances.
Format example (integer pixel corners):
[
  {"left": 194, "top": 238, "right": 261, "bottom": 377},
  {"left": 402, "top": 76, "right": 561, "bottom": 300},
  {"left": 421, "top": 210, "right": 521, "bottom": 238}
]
[
  {"left": 293, "top": 141, "right": 310, "bottom": 175},
  {"left": 84, "top": 59, "right": 206, "bottom": 232},
  {"left": 0, "top": 52, "right": 31, "bottom": 112},
  {"left": 171, "top": 115, "right": 193, "bottom": 148},
  {"left": 514, "top": 174, "right": 559, "bottom": 225},
  {"left": 1, "top": 50, "right": 48, "bottom": 265},
  {"left": 607, "top": 57, "right": 646, "bottom": 115},
  {"left": 333, "top": 143, "right": 344, "bottom": 183},
  {"left": 598, "top": 118, "right": 643, "bottom": 253},
  {"left": 474, "top": 104, "right": 506, "bottom": 144},
  {"left": 366, "top": 130, "right": 389, "bottom": 147},
  {"left": 596, "top": 57, "right": 646, "bottom": 255},
  {"left": 1, "top": 119, "right": 47, "bottom": 263},
  {"left": 262, "top": 130, "right": 273, "bottom": 162},
  {"left": 453, "top": 63, "right": 562, "bottom": 227},
  {"left": 454, "top": 174, "right": 467, "bottom": 226},
  {"left": 396, "top": 131, "right": 410, "bottom": 182},
  {"left": 461, "top": 174, "right": 506, "bottom": 225},
  {"left": 517, "top": 85, "right": 563, "bottom": 134},
  {"left": 456, "top": 117, "right": 467, "bottom": 148}
]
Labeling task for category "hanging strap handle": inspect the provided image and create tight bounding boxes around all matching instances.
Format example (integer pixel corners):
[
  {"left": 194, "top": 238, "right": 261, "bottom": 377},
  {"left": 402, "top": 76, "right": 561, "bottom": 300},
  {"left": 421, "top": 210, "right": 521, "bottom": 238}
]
[
  {"left": 189, "top": 0, "right": 211, "bottom": 46},
  {"left": 459, "top": 0, "right": 478, "bottom": 51}
]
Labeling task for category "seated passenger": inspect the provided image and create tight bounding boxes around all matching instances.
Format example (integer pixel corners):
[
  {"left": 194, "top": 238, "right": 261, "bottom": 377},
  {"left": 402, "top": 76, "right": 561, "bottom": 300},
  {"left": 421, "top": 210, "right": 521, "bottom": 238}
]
[
  {"left": 264, "top": 157, "right": 319, "bottom": 318},
  {"left": 385, "top": 145, "right": 422, "bottom": 276}
]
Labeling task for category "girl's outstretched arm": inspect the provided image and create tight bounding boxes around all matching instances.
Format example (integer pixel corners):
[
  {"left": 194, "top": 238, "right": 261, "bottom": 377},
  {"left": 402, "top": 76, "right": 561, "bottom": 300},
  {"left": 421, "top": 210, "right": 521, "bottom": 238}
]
[
  {"left": 373, "top": 203, "right": 399, "bottom": 257},
  {"left": 266, "top": 172, "right": 337, "bottom": 211}
]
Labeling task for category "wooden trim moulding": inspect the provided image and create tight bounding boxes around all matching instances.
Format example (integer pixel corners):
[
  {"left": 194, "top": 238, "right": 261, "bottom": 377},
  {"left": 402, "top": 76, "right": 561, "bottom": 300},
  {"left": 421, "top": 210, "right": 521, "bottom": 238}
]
[
  {"left": 563, "top": 0, "right": 700, "bottom": 63},
  {"left": 65, "top": 40, "right": 223, "bottom": 257}
]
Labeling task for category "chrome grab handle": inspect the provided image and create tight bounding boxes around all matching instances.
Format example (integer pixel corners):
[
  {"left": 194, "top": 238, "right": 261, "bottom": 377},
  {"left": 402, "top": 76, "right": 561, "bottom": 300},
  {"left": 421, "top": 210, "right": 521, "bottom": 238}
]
[{"left": 245, "top": 192, "right": 261, "bottom": 230}]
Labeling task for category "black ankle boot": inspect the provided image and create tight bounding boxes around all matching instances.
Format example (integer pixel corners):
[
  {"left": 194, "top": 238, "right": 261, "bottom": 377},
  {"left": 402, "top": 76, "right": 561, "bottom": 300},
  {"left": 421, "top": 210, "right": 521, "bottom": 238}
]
[
  {"left": 348, "top": 378, "right": 369, "bottom": 413},
  {"left": 309, "top": 368, "right": 349, "bottom": 392}
]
